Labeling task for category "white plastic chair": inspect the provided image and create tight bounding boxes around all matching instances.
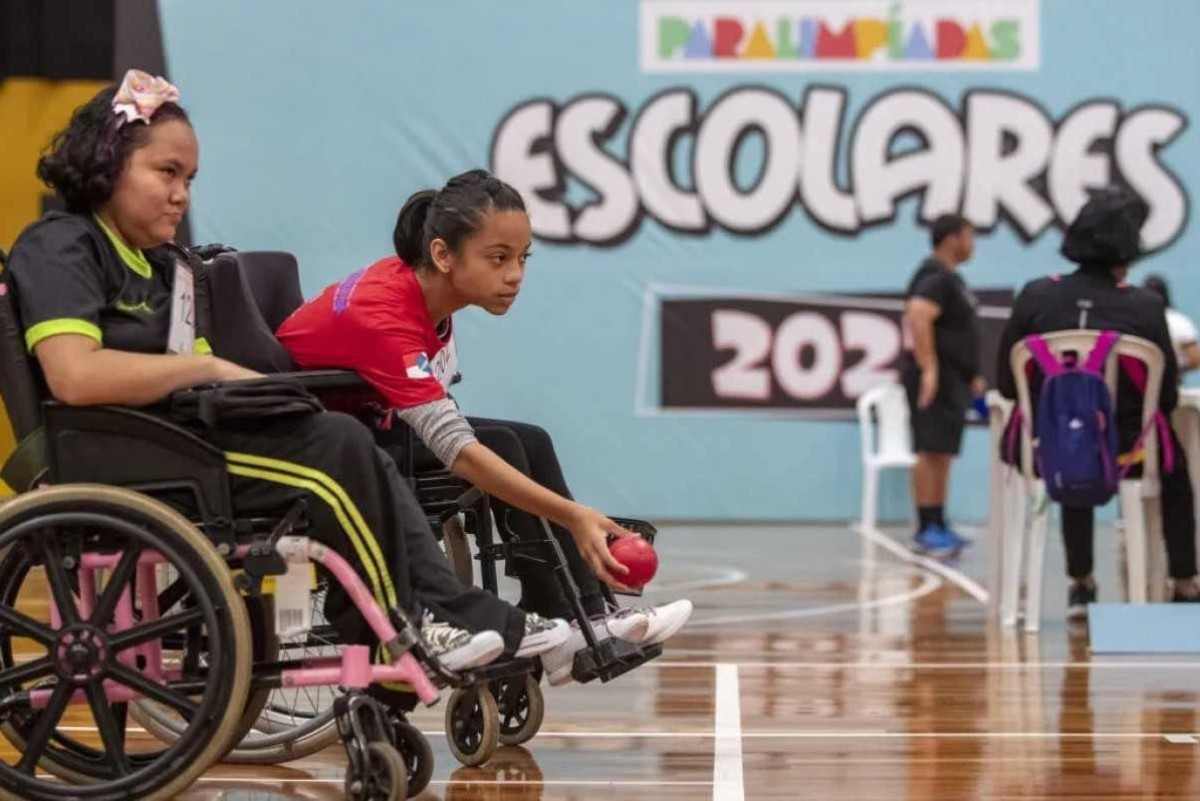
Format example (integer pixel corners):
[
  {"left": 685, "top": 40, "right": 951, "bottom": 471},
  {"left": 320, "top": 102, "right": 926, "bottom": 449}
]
[
  {"left": 1169, "top": 390, "right": 1200, "bottom": 584},
  {"left": 1004, "top": 330, "right": 1167, "bottom": 632},
  {"left": 985, "top": 390, "right": 1015, "bottom": 617},
  {"left": 856, "top": 383, "right": 918, "bottom": 534}
]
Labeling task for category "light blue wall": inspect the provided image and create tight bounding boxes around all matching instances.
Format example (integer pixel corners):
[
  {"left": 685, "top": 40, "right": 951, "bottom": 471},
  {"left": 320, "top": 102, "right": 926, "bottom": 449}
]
[{"left": 159, "top": 0, "right": 1200, "bottom": 520}]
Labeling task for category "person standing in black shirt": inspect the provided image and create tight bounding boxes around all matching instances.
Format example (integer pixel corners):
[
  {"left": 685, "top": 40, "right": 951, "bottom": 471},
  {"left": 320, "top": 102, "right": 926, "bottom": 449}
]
[
  {"left": 996, "top": 186, "right": 1199, "bottom": 617},
  {"left": 901, "top": 214, "right": 983, "bottom": 557}
]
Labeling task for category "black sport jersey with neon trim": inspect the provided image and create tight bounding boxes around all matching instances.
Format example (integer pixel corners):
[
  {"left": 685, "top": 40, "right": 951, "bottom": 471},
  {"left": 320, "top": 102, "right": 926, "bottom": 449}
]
[{"left": 6, "top": 211, "right": 210, "bottom": 357}]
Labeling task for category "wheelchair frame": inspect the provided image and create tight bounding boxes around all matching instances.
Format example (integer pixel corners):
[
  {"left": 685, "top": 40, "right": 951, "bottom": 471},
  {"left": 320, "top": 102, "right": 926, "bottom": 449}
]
[{"left": 394, "top": 426, "right": 665, "bottom": 686}]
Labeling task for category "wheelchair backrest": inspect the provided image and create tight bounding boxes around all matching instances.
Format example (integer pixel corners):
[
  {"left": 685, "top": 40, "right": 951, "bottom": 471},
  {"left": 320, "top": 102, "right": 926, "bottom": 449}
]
[
  {"left": 0, "top": 275, "right": 48, "bottom": 442},
  {"left": 236, "top": 251, "right": 305, "bottom": 333},
  {"left": 203, "top": 252, "right": 299, "bottom": 374}
]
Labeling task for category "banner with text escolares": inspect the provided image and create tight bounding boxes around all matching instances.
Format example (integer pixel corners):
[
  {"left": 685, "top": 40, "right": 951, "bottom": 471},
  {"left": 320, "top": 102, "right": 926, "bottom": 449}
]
[{"left": 159, "top": 0, "right": 1197, "bottom": 520}]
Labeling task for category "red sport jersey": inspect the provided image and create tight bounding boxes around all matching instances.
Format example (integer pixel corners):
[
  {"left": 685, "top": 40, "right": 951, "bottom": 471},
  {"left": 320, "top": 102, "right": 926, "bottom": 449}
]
[{"left": 277, "top": 256, "right": 458, "bottom": 409}]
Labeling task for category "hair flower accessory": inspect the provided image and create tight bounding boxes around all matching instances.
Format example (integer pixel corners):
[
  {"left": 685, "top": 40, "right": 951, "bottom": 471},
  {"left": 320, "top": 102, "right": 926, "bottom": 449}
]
[{"left": 111, "top": 69, "right": 180, "bottom": 127}]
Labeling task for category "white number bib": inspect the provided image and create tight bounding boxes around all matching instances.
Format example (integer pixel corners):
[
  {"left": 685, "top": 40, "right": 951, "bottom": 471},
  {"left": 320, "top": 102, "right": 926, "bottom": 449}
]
[
  {"left": 431, "top": 335, "right": 459, "bottom": 390},
  {"left": 166, "top": 257, "right": 196, "bottom": 355}
]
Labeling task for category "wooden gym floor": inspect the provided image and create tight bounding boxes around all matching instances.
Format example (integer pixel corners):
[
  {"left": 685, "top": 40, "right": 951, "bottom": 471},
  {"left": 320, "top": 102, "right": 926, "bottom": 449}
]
[{"left": 7, "top": 521, "right": 1200, "bottom": 799}]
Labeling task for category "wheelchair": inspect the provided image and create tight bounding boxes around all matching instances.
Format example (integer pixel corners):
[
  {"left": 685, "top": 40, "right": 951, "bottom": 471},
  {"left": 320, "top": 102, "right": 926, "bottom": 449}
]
[
  {"left": 0, "top": 270, "right": 536, "bottom": 798},
  {"left": 222, "top": 248, "right": 664, "bottom": 685},
  {"left": 184, "top": 249, "right": 665, "bottom": 765}
]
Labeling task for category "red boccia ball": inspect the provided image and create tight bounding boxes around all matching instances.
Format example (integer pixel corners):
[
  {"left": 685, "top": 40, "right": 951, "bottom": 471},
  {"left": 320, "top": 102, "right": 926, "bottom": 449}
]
[{"left": 608, "top": 536, "right": 658, "bottom": 588}]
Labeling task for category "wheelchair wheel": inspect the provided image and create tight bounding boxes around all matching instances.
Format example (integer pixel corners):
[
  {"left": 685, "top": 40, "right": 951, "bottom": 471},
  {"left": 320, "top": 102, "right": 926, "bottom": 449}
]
[
  {"left": 444, "top": 685, "right": 499, "bottom": 768},
  {"left": 133, "top": 582, "right": 342, "bottom": 764},
  {"left": 0, "top": 485, "right": 253, "bottom": 800},
  {"left": 344, "top": 741, "right": 407, "bottom": 801},
  {"left": 392, "top": 718, "right": 434, "bottom": 797},
  {"left": 492, "top": 673, "right": 544, "bottom": 747},
  {"left": 226, "top": 583, "right": 342, "bottom": 762},
  {"left": 441, "top": 515, "right": 474, "bottom": 585}
]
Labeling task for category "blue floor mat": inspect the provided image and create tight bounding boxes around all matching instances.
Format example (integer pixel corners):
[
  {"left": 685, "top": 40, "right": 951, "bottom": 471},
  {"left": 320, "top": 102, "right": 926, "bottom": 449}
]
[{"left": 1089, "top": 603, "right": 1200, "bottom": 653}]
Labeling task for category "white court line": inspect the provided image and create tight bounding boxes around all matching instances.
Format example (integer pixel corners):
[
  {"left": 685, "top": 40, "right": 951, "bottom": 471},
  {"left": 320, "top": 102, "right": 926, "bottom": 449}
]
[
  {"left": 248, "top": 779, "right": 713, "bottom": 787},
  {"left": 712, "top": 663, "right": 745, "bottom": 801},
  {"left": 718, "top": 732, "right": 1200, "bottom": 741},
  {"left": 654, "top": 660, "right": 1200, "bottom": 670},
  {"left": 60, "top": 725, "right": 148, "bottom": 733},
  {"left": 688, "top": 570, "right": 942, "bottom": 627},
  {"left": 54, "top": 724, "right": 1200, "bottom": 743},
  {"left": 648, "top": 565, "right": 749, "bottom": 594},
  {"left": 857, "top": 523, "right": 990, "bottom": 604},
  {"left": 437, "top": 730, "right": 1200, "bottom": 741},
  {"left": 38, "top": 775, "right": 716, "bottom": 787}
]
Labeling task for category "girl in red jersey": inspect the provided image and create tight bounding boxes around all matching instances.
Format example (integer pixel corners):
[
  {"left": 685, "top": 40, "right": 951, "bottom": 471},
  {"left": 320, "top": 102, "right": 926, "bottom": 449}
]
[{"left": 278, "top": 170, "right": 691, "bottom": 685}]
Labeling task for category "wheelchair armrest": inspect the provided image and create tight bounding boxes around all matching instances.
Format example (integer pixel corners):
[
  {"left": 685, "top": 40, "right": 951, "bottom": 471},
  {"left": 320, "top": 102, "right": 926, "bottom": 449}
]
[
  {"left": 43, "top": 403, "right": 236, "bottom": 547},
  {"left": 275, "top": 369, "right": 386, "bottom": 419},
  {"left": 169, "top": 370, "right": 370, "bottom": 394},
  {"left": 274, "top": 369, "right": 371, "bottom": 393}
]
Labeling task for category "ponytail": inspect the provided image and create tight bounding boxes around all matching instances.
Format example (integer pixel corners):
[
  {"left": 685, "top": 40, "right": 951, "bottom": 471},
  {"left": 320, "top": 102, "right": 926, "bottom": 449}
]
[
  {"left": 392, "top": 189, "right": 437, "bottom": 266},
  {"left": 392, "top": 170, "right": 526, "bottom": 268}
]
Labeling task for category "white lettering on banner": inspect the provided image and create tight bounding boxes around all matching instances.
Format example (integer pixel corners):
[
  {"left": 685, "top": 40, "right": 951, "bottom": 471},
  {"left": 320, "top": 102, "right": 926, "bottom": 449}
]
[
  {"left": 714, "top": 309, "right": 898, "bottom": 403},
  {"left": 711, "top": 310, "right": 773, "bottom": 400},
  {"left": 771, "top": 313, "right": 842, "bottom": 400},
  {"left": 491, "top": 87, "right": 1189, "bottom": 252},
  {"left": 838, "top": 311, "right": 902, "bottom": 397}
]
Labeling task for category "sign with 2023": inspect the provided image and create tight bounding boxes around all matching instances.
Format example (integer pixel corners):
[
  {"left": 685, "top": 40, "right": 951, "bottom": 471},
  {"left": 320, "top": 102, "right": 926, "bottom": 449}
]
[{"left": 651, "top": 288, "right": 1013, "bottom": 416}]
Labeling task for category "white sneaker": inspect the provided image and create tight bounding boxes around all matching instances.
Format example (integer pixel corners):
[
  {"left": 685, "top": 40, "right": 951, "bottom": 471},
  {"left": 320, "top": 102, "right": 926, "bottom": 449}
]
[
  {"left": 514, "top": 613, "right": 571, "bottom": 659},
  {"left": 630, "top": 600, "right": 693, "bottom": 645},
  {"left": 540, "top": 609, "right": 652, "bottom": 687},
  {"left": 420, "top": 612, "right": 505, "bottom": 671}
]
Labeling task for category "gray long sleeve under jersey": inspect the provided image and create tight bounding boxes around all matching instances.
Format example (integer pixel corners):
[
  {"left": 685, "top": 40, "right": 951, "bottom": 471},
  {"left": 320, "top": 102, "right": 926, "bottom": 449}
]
[{"left": 394, "top": 398, "right": 477, "bottom": 466}]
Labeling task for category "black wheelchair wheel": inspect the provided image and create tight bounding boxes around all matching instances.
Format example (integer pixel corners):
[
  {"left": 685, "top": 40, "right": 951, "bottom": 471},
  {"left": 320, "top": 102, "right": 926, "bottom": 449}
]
[
  {"left": 444, "top": 685, "right": 499, "bottom": 768},
  {"left": 344, "top": 741, "right": 407, "bottom": 801},
  {"left": 392, "top": 718, "right": 434, "bottom": 797},
  {"left": 128, "top": 589, "right": 281, "bottom": 759},
  {"left": 492, "top": 673, "right": 544, "bottom": 747},
  {"left": 0, "top": 485, "right": 252, "bottom": 800}
]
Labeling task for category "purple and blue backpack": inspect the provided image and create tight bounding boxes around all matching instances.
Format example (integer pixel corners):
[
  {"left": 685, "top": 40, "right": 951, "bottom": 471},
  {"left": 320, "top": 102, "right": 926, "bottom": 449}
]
[{"left": 1024, "top": 331, "right": 1121, "bottom": 507}]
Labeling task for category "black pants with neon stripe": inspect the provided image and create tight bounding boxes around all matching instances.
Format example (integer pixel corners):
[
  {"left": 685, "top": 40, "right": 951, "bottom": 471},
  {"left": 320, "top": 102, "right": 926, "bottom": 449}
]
[{"left": 204, "top": 411, "right": 527, "bottom": 652}]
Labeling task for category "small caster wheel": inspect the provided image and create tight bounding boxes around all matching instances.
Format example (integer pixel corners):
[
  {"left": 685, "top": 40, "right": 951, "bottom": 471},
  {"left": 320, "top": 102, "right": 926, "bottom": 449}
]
[
  {"left": 344, "top": 741, "right": 408, "bottom": 801},
  {"left": 492, "top": 673, "right": 545, "bottom": 746},
  {"left": 393, "top": 718, "right": 434, "bottom": 797},
  {"left": 444, "top": 685, "right": 500, "bottom": 767}
]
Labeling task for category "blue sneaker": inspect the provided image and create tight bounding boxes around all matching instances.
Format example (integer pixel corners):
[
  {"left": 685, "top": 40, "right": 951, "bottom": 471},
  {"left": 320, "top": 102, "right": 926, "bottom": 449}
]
[
  {"left": 942, "top": 525, "right": 972, "bottom": 550},
  {"left": 913, "top": 525, "right": 962, "bottom": 558}
]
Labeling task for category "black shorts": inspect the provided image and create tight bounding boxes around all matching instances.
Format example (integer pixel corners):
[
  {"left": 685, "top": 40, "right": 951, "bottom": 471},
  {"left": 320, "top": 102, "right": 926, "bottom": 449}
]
[{"left": 903, "top": 367, "right": 970, "bottom": 456}]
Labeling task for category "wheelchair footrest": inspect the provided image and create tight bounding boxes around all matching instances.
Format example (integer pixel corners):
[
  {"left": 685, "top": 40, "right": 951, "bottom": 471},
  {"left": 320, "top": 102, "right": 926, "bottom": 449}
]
[
  {"left": 449, "top": 656, "right": 536, "bottom": 688},
  {"left": 571, "top": 638, "right": 663, "bottom": 684}
]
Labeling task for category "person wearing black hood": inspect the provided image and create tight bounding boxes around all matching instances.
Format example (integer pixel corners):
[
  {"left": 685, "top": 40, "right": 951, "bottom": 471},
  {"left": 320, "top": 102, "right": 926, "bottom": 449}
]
[{"left": 996, "top": 186, "right": 1200, "bottom": 618}]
